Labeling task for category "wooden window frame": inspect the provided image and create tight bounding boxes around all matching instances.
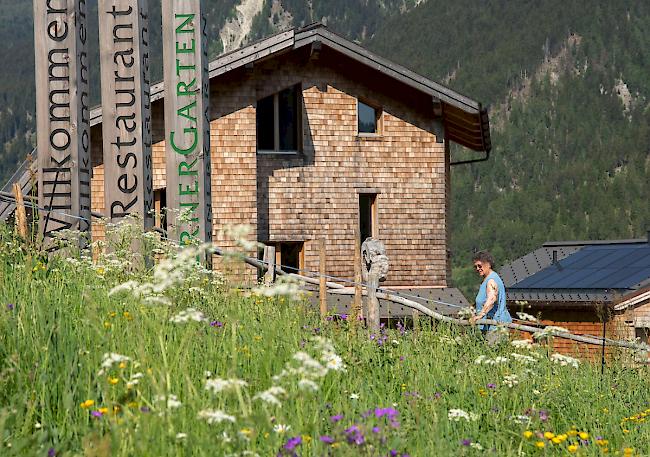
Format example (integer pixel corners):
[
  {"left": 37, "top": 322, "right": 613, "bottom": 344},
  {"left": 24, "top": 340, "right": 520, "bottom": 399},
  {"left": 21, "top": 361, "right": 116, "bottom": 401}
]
[
  {"left": 359, "top": 193, "right": 379, "bottom": 243},
  {"left": 257, "top": 84, "right": 303, "bottom": 155},
  {"left": 356, "top": 98, "right": 383, "bottom": 138}
]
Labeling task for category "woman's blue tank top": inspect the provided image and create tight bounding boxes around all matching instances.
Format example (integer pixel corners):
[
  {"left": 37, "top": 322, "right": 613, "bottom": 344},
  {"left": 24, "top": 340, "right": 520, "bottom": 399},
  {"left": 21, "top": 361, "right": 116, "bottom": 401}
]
[{"left": 475, "top": 271, "right": 512, "bottom": 331}]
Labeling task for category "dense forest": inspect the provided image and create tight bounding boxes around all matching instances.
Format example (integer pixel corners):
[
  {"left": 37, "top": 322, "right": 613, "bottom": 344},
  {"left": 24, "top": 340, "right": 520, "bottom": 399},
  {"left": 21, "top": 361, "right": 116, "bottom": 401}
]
[{"left": 0, "top": 0, "right": 648, "bottom": 295}]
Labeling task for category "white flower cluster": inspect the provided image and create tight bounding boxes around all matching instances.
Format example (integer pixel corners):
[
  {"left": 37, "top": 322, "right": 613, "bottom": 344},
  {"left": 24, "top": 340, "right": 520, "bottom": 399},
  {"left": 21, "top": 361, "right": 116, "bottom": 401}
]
[
  {"left": 98, "top": 352, "right": 131, "bottom": 376},
  {"left": 457, "top": 307, "right": 475, "bottom": 319},
  {"left": 169, "top": 307, "right": 207, "bottom": 324},
  {"left": 253, "top": 386, "right": 287, "bottom": 406},
  {"left": 448, "top": 409, "right": 479, "bottom": 422},
  {"left": 474, "top": 355, "right": 509, "bottom": 365},
  {"left": 516, "top": 312, "right": 538, "bottom": 322},
  {"left": 511, "top": 339, "right": 534, "bottom": 349},
  {"left": 205, "top": 378, "right": 249, "bottom": 394},
  {"left": 198, "top": 409, "right": 236, "bottom": 424},
  {"left": 251, "top": 275, "right": 305, "bottom": 298},
  {"left": 502, "top": 374, "right": 519, "bottom": 387},
  {"left": 533, "top": 325, "right": 571, "bottom": 339},
  {"left": 154, "top": 394, "right": 182, "bottom": 410},
  {"left": 223, "top": 224, "right": 262, "bottom": 252},
  {"left": 510, "top": 353, "right": 538, "bottom": 364},
  {"left": 126, "top": 372, "right": 144, "bottom": 388},
  {"left": 550, "top": 353, "right": 580, "bottom": 368},
  {"left": 510, "top": 415, "right": 531, "bottom": 424}
]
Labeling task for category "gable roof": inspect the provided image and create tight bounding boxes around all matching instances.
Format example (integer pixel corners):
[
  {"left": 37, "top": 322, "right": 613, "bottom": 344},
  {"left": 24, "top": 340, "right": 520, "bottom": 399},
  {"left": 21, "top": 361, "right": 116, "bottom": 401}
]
[{"left": 502, "top": 237, "right": 650, "bottom": 304}]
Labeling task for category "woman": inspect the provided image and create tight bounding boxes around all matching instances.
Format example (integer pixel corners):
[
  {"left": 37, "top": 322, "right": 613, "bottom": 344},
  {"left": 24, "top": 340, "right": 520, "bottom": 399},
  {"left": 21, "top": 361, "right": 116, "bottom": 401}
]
[{"left": 469, "top": 251, "right": 512, "bottom": 344}]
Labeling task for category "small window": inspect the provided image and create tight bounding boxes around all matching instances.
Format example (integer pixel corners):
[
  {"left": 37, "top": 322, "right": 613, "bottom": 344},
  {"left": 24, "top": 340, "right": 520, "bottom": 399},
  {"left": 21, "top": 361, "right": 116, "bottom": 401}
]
[
  {"left": 154, "top": 189, "right": 167, "bottom": 231},
  {"left": 257, "top": 85, "right": 301, "bottom": 153},
  {"left": 636, "top": 327, "right": 650, "bottom": 344},
  {"left": 357, "top": 100, "right": 381, "bottom": 135},
  {"left": 359, "top": 194, "right": 377, "bottom": 243}
]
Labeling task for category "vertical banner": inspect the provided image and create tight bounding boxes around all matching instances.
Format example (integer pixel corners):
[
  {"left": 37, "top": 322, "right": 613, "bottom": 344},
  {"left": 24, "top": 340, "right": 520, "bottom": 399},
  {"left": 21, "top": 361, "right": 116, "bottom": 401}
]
[
  {"left": 34, "top": 0, "right": 91, "bottom": 247},
  {"left": 162, "top": 0, "right": 212, "bottom": 246},
  {"left": 98, "top": 0, "right": 154, "bottom": 229}
]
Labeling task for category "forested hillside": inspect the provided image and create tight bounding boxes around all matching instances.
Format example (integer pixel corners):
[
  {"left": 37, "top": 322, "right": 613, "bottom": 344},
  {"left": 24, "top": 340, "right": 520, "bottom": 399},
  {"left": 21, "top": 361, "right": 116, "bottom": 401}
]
[{"left": 0, "top": 0, "right": 648, "bottom": 294}]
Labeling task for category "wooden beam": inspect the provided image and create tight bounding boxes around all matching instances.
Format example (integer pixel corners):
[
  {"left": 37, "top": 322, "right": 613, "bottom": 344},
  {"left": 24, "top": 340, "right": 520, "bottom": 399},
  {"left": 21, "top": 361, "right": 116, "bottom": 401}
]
[
  {"left": 98, "top": 0, "right": 154, "bottom": 230},
  {"left": 13, "top": 183, "right": 28, "bottom": 241},
  {"left": 319, "top": 238, "right": 327, "bottom": 319},
  {"left": 33, "top": 0, "right": 91, "bottom": 247},
  {"left": 162, "top": 0, "right": 213, "bottom": 246},
  {"left": 353, "top": 224, "right": 363, "bottom": 323}
]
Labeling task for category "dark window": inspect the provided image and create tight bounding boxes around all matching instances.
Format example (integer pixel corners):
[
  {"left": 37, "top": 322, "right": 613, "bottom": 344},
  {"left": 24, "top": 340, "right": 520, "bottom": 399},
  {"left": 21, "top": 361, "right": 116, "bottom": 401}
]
[
  {"left": 359, "top": 194, "right": 377, "bottom": 243},
  {"left": 636, "top": 327, "right": 650, "bottom": 344},
  {"left": 358, "top": 100, "right": 379, "bottom": 134},
  {"left": 280, "top": 242, "right": 303, "bottom": 273},
  {"left": 256, "top": 85, "right": 300, "bottom": 152}
]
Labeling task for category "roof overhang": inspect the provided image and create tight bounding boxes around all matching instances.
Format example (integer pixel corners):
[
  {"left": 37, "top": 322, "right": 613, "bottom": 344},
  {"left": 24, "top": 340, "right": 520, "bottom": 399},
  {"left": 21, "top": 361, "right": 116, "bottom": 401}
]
[{"left": 91, "top": 23, "right": 491, "bottom": 152}]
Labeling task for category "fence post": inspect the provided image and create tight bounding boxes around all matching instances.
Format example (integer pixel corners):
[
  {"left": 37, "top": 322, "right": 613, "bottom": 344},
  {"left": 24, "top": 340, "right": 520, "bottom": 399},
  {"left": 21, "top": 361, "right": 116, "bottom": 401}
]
[
  {"left": 367, "top": 270, "right": 380, "bottom": 331},
  {"left": 319, "top": 238, "right": 327, "bottom": 319},
  {"left": 263, "top": 245, "right": 276, "bottom": 285},
  {"left": 13, "top": 183, "right": 28, "bottom": 242},
  {"left": 353, "top": 225, "right": 363, "bottom": 324}
]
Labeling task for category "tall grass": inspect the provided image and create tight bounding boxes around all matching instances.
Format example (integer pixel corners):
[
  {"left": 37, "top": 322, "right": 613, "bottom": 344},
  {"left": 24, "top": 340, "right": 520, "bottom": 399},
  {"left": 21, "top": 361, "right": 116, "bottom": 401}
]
[{"left": 0, "top": 227, "right": 648, "bottom": 456}]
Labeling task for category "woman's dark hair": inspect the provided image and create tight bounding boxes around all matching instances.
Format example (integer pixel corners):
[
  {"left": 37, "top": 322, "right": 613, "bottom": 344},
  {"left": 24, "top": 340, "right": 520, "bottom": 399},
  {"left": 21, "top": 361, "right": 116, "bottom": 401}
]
[{"left": 472, "top": 250, "right": 495, "bottom": 268}]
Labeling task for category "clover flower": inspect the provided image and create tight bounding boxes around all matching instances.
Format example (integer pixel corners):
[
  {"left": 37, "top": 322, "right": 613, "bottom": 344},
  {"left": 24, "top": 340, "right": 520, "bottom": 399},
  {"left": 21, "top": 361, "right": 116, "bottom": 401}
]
[{"left": 198, "top": 409, "right": 236, "bottom": 424}]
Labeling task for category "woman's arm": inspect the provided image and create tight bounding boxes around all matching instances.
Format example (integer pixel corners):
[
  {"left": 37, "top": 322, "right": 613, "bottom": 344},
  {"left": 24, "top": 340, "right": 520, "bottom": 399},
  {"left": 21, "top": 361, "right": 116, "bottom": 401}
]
[{"left": 470, "top": 279, "right": 498, "bottom": 324}]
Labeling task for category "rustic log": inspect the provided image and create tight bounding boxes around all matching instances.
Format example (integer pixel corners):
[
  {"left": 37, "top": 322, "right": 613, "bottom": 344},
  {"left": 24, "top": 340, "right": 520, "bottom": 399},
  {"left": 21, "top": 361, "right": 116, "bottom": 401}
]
[
  {"left": 353, "top": 225, "right": 363, "bottom": 322},
  {"left": 319, "top": 238, "right": 327, "bottom": 319},
  {"left": 13, "top": 183, "right": 28, "bottom": 241}
]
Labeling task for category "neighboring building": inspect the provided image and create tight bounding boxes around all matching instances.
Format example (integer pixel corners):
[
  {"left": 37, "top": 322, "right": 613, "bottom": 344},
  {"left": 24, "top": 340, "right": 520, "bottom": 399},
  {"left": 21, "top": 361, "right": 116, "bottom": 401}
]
[
  {"left": 501, "top": 235, "right": 650, "bottom": 358},
  {"left": 1, "top": 24, "right": 491, "bottom": 301}
]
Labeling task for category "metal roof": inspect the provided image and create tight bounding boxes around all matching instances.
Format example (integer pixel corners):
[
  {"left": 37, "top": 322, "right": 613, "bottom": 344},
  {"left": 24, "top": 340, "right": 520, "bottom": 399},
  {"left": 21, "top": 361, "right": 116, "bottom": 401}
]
[{"left": 502, "top": 238, "right": 650, "bottom": 304}]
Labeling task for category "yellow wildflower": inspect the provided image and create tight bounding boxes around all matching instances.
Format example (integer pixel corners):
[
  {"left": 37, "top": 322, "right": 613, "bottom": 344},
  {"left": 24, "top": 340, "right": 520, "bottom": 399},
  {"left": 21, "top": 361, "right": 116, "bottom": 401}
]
[
  {"left": 551, "top": 437, "right": 561, "bottom": 445},
  {"left": 302, "top": 435, "right": 312, "bottom": 443},
  {"left": 118, "top": 362, "right": 127, "bottom": 369},
  {"left": 126, "top": 402, "right": 138, "bottom": 408},
  {"left": 108, "top": 377, "right": 119, "bottom": 385},
  {"left": 123, "top": 311, "right": 132, "bottom": 320},
  {"left": 113, "top": 406, "right": 121, "bottom": 414},
  {"left": 80, "top": 399, "right": 95, "bottom": 409},
  {"left": 254, "top": 335, "right": 262, "bottom": 342},
  {"left": 263, "top": 432, "right": 269, "bottom": 439},
  {"left": 535, "top": 441, "right": 545, "bottom": 448},
  {"left": 523, "top": 431, "right": 534, "bottom": 439},
  {"left": 98, "top": 407, "right": 109, "bottom": 415},
  {"left": 543, "top": 432, "right": 555, "bottom": 440},
  {"left": 109, "top": 312, "right": 117, "bottom": 318},
  {"left": 578, "top": 432, "right": 589, "bottom": 440},
  {"left": 596, "top": 439, "right": 609, "bottom": 447},
  {"left": 557, "top": 434, "right": 568, "bottom": 442},
  {"left": 103, "top": 321, "right": 112, "bottom": 329},
  {"left": 568, "top": 444, "right": 578, "bottom": 453},
  {"left": 239, "top": 428, "right": 252, "bottom": 436},
  {"left": 622, "top": 429, "right": 630, "bottom": 434},
  {"left": 623, "top": 448, "right": 634, "bottom": 455},
  {"left": 567, "top": 430, "right": 578, "bottom": 437}
]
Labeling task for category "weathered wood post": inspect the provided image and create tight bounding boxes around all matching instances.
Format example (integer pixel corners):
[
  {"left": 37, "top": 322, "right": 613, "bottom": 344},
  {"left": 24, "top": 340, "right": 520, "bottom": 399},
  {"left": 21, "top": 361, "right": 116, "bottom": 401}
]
[
  {"left": 319, "top": 238, "right": 327, "bottom": 319},
  {"left": 98, "top": 0, "right": 154, "bottom": 230},
  {"left": 362, "top": 238, "right": 389, "bottom": 332},
  {"left": 353, "top": 225, "right": 363, "bottom": 324},
  {"left": 263, "top": 245, "right": 275, "bottom": 285},
  {"left": 13, "top": 184, "right": 29, "bottom": 241},
  {"left": 33, "top": 0, "right": 92, "bottom": 248},
  {"left": 162, "top": 0, "right": 212, "bottom": 247}
]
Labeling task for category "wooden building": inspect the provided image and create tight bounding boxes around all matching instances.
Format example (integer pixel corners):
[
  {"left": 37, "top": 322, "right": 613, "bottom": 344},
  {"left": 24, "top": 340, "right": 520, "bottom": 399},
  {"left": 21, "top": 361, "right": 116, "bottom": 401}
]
[
  {"left": 1, "top": 24, "right": 491, "bottom": 298},
  {"left": 501, "top": 236, "right": 650, "bottom": 359}
]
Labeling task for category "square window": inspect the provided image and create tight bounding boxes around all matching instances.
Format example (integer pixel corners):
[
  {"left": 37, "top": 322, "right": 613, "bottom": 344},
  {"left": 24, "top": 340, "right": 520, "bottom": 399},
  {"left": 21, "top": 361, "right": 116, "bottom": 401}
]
[
  {"left": 257, "top": 85, "right": 301, "bottom": 153},
  {"left": 358, "top": 100, "right": 380, "bottom": 135}
]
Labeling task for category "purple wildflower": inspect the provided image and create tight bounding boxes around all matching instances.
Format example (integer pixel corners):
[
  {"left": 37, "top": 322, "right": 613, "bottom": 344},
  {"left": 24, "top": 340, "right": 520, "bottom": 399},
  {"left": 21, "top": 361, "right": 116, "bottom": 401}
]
[
  {"left": 461, "top": 439, "right": 471, "bottom": 446},
  {"left": 434, "top": 392, "right": 442, "bottom": 399},
  {"left": 390, "top": 451, "right": 399, "bottom": 457},
  {"left": 210, "top": 321, "right": 224, "bottom": 328},
  {"left": 90, "top": 410, "right": 103, "bottom": 418},
  {"left": 487, "top": 383, "right": 497, "bottom": 389},
  {"left": 372, "top": 426, "right": 381, "bottom": 433},
  {"left": 319, "top": 435, "right": 335, "bottom": 444},
  {"left": 140, "top": 406, "right": 150, "bottom": 413},
  {"left": 340, "top": 314, "right": 348, "bottom": 320},
  {"left": 330, "top": 414, "right": 344, "bottom": 422},
  {"left": 344, "top": 425, "right": 365, "bottom": 445},
  {"left": 325, "top": 316, "right": 334, "bottom": 321},
  {"left": 399, "top": 356, "right": 405, "bottom": 362},
  {"left": 6, "top": 303, "right": 14, "bottom": 311},
  {"left": 539, "top": 410, "right": 549, "bottom": 422},
  {"left": 48, "top": 448, "right": 56, "bottom": 457},
  {"left": 375, "top": 407, "right": 399, "bottom": 419},
  {"left": 284, "top": 436, "right": 302, "bottom": 451}
]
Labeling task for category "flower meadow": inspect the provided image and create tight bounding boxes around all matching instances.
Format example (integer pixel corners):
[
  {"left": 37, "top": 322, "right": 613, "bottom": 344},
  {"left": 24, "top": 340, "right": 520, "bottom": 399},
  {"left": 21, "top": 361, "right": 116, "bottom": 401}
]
[{"left": 0, "top": 225, "right": 649, "bottom": 456}]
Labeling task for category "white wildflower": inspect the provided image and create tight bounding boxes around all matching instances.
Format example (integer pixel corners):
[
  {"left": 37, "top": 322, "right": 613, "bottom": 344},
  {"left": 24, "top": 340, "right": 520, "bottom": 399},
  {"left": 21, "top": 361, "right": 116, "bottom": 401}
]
[
  {"left": 198, "top": 409, "right": 236, "bottom": 424},
  {"left": 321, "top": 351, "right": 346, "bottom": 372},
  {"left": 533, "top": 325, "right": 570, "bottom": 339},
  {"left": 170, "top": 307, "right": 207, "bottom": 324},
  {"left": 273, "top": 424, "right": 291, "bottom": 434},
  {"left": 205, "top": 378, "right": 248, "bottom": 394},
  {"left": 470, "top": 442, "right": 484, "bottom": 450},
  {"left": 221, "top": 432, "right": 232, "bottom": 443},
  {"left": 298, "top": 379, "right": 319, "bottom": 392},
  {"left": 503, "top": 374, "right": 519, "bottom": 387},
  {"left": 511, "top": 353, "right": 537, "bottom": 364},
  {"left": 349, "top": 393, "right": 360, "bottom": 400},
  {"left": 448, "top": 409, "right": 479, "bottom": 422},
  {"left": 510, "top": 415, "right": 531, "bottom": 424},
  {"left": 474, "top": 355, "right": 487, "bottom": 365},
  {"left": 155, "top": 394, "right": 182, "bottom": 410},
  {"left": 533, "top": 389, "right": 541, "bottom": 395},
  {"left": 251, "top": 275, "right": 305, "bottom": 298},
  {"left": 176, "top": 433, "right": 187, "bottom": 440},
  {"left": 511, "top": 339, "right": 534, "bottom": 349},
  {"left": 516, "top": 312, "right": 538, "bottom": 322},
  {"left": 98, "top": 353, "right": 131, "bottom": 375},
  {"left": 254, "top": 386, "right": 287, "bottom": 406},
  {"left": 550, "top": 353, "right": 580, "bottom": 368},
  {"left": 126, "top": 372, "right": 144, "bottom": 388},
  {"left": 204, "top": 371, "right": 213, "bottom": 378}
]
